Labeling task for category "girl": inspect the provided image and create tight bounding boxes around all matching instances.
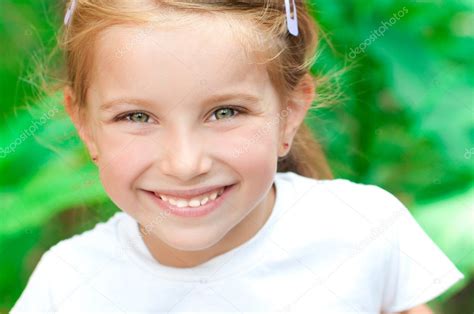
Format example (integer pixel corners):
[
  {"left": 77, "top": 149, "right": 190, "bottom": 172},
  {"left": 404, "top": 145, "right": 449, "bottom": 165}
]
[{"left": 12, "top": 0, "right": 463, "bottom": 313}]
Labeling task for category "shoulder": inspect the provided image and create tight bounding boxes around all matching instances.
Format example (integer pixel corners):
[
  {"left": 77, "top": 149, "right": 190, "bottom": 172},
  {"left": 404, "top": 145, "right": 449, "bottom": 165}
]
[
  {"left": 271, "top": 173, "right": 464, "bottom": 311},
  {"left": 273, "top": 171, "right": 414, "bottom": 262},
  {"left": 50, "top": 211, "right": 125, "bottom": 254},
  {"left": 41, "top": 211, "right": 136, "bottom": 284},
  {"left": 42, "top": 211, "right": 127, "bottom": 268},
  {"left": 44, "top": 211, "right": 130, "bottom": 273},
  {"left": 276, "top": 171, "right": 407, "bottom": 224},
  {"left": 272, "top": 171, "right": 411, "bottom": 259},
  {"left": 271, "top": 172, "right": 410, "bottom": 285},
  {"left": 45, "top": 211, "right": 122, "bottom": 254},
  {"left": 11, "top": 211, "right": 130, "bottom": 312}
]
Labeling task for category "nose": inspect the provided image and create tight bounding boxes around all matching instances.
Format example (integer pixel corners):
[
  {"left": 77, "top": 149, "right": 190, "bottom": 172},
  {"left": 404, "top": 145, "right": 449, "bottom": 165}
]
[{"left": 159, "top": 127, "right": 212, "bottom": 182}]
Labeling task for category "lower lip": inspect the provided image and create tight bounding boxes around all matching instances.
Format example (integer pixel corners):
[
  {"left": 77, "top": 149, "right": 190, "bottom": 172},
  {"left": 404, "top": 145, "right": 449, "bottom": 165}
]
[{"left": 146, "top": 184, "right": 236, "bottom": 218}]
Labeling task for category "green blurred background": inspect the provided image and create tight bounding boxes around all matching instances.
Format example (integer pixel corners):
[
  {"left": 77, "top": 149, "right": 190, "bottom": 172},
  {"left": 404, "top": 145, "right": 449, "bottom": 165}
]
[{"left": 0, "top": 0, "right": 473, "bottom": 312}]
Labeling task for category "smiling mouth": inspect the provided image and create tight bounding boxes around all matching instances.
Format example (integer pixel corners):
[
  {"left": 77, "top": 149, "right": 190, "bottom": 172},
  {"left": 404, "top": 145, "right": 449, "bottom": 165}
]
[
  {"left": 144, "top": 184, "right": 236, "bottom": 218},
  {"left": 154, "top": 185, "right": 227, "bottom": 208}
]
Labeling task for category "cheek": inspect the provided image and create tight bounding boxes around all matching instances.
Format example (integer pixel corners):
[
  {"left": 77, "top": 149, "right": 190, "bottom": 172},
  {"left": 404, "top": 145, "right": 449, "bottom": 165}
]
[
  {"left": 95, "top": 132, "right": 158, "bottom": 210},
  {"left": 218, "top": 120, "right": 279, "bottom": 210},
  {"left": 228, "top": 120, "right": 278, "bottom": 162},
  {"left": 221, "top": 119, "right": 280, "bottom": 171}
]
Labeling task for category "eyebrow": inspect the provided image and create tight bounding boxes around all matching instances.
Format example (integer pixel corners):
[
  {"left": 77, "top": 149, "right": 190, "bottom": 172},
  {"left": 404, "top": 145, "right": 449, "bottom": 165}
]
[{"left": 99, "top": 92, "right": 262, "bottom": 111}]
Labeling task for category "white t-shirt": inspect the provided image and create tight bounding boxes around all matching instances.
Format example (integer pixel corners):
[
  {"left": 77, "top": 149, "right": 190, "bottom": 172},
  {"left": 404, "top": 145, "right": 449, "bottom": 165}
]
[{"left": 11, "top": 171, "right": 463, "bottom": 313}]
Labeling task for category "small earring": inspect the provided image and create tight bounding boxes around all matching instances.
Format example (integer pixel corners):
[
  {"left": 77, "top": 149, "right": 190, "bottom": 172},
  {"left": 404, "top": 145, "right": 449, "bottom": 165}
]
[
  {"left": 279, "top": 142, "right": 290, "bottom": 158},
  {"left": 92, "top": 156, "right": 98, "bottom": 163}
]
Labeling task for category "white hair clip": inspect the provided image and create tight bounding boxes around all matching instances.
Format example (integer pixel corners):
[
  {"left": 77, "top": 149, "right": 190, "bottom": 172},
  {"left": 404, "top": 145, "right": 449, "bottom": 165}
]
[
  {"left": 284, "top": 0, "right": 299, "bottom": 36},
  {"left": 64, "top": 0, "right": 78, "bottom": 26}
]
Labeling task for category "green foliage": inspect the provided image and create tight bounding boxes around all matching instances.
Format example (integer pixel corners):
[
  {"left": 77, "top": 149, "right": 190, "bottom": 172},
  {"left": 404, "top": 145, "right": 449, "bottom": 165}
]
[
  {"left": 0, "top": 0, "right": 472, "bottom": 312},
  {"left": 1, "top": 92, "right": 112, "bottom": 237}
]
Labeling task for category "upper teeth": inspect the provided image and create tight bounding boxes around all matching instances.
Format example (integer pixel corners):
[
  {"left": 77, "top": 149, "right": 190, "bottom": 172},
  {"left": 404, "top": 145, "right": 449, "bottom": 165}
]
[{"left": 155, "top": 187, "right": 225, "bottom": 208}]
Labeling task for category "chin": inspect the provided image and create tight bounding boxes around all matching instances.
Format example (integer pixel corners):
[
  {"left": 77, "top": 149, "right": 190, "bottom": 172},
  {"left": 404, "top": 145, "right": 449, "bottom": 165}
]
[{"left": 160, "top": 228, "right": 225, "bottom": 252}]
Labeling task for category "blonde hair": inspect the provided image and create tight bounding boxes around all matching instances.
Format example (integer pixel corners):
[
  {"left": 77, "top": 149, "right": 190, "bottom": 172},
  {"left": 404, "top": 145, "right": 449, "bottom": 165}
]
[{"left": 57, "top": 0, "right": 334, "bottom": 180}]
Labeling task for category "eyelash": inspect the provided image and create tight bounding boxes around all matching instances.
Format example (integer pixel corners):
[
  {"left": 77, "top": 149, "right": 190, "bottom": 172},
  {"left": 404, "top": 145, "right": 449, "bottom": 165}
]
[{"left": 114, "top": 105, "right": 245, "bottom": 124}]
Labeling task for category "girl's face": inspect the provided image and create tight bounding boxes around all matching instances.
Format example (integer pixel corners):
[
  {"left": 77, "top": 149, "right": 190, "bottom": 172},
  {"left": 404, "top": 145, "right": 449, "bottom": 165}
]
[{"left": 67, "top": 17, "right": 310, "bottom": 255}]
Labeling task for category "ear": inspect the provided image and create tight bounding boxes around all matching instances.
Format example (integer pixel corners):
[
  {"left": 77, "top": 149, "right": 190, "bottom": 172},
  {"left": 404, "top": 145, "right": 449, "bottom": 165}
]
[
  {"left": 63, "top": 86, "right": 99, "bottom": 158},
  {"left": 278, "top": 73, "right": 315, "bottom": 157}
]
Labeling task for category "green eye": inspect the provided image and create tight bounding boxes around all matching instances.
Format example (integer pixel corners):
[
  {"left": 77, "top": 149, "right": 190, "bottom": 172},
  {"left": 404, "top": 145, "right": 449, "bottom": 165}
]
[
  {"left": 118, "top": 111, "right": 151, "bottom": 123},
  {"left": 211, "top": 106, "right": 242, "bottom": 121},
  {"left": 129, "top": 112, "right": 149, "bottom": 123}
]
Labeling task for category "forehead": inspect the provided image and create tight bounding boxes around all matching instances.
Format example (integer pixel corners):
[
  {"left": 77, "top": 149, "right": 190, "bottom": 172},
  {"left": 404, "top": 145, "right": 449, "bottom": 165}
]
[{"left": 88, "top": 15, "right": 272, "bottom": 105}]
